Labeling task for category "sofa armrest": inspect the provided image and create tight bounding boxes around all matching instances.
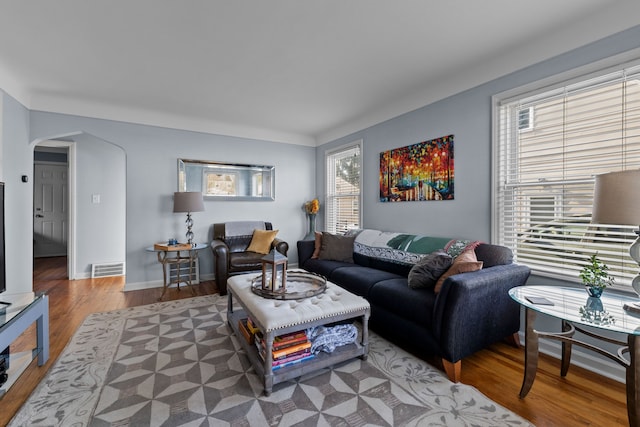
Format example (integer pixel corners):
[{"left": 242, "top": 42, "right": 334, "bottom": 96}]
[
  {"left": 210, "top": 239, "right": 230, "bottom": 295},
  {"left": 272, "top": 238, "right": 289, "bottom": 256},
  {"left": 432, "top": 264, "right": 531, "bottom": 363},
  {"left": 297, "top": 240, "right": 315, "bottom": 267},
  {"left": 210, "top": 238, "right": 229, "bottom": 258}
]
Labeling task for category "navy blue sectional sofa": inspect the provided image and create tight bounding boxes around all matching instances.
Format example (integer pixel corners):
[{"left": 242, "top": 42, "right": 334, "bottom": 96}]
[{"left": 297, "top": 229, "right": 531, "bottom": 382}]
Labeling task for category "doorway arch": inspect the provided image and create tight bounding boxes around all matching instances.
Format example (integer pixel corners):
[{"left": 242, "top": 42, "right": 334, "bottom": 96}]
[{"left": 31, "top": 132, "right": 126, "bottom": 280}]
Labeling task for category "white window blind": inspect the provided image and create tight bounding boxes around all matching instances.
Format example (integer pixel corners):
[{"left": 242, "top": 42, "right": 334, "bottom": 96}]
[
  {"left": 326, "top": 141, "right": 361, "bottom": 234},
  {"left": 495, "top": 63, "right": 640, "bottom": 286}
]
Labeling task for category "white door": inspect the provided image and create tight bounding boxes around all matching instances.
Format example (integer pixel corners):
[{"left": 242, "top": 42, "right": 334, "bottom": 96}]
[{"left": 33, "top": 164, "right": 68, "bottom": 257}]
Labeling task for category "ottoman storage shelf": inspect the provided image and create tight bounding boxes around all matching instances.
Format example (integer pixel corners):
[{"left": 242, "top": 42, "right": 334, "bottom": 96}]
[{"left": 227, "top": 272, "right": 371, "bottom": 396}]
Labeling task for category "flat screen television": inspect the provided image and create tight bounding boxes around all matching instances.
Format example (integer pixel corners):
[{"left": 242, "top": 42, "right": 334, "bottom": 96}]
[{"left": 0, "top": 182, "right": 5, "bottom": 294}]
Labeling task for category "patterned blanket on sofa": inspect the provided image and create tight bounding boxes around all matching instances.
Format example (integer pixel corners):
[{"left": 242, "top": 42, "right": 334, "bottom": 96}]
[{"left": 352, "top": 229, "right": 477, "bottom": 266}]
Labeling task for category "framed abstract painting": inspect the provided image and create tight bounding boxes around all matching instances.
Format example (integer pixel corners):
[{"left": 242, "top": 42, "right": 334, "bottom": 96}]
[{"left": 379, "top": 134, "right": 454, "bottom": 202}]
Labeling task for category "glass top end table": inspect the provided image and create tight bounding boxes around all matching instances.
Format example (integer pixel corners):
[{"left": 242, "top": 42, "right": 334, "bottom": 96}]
[{"left": 510, "top": 285, "right": 640, "bottom": 426}]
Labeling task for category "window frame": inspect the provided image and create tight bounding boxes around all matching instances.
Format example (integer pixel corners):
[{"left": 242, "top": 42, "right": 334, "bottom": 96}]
[
  {"left": 492, "top": 50, "right": 640, "bottom": 288},
  {"left": 325, "top": 140, "right": 362, "bottom": 234}
]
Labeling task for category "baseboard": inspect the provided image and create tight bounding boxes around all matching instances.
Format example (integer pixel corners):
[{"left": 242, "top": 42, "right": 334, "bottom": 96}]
[
  {"left": 517, "top": 331, "right": 626, "bottom": 384},
  {"left": 124, "top": 273, "right": 214, "bottom": 292},
  {"left": 124, "top": 280, "right": 163, "bottom": 291}
]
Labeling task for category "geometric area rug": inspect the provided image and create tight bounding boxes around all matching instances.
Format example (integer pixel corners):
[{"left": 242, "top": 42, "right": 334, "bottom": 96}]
[{"left": 9, "top": 294, "right": 534, "bottom": 426}]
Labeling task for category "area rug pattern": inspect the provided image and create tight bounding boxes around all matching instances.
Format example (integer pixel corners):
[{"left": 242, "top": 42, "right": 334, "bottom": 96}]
[{"left": 9, "top": 295, "right": 533, "bottom": 426}]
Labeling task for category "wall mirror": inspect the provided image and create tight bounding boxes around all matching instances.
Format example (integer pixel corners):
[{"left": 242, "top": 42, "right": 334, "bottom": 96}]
[{"left": 178, "top": 159, "right": 275, "bottom": 201}]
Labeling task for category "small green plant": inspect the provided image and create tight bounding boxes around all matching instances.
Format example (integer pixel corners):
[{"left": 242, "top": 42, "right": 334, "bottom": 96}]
[{"left": 579, "top": 254, "right": 615, "bottom": 290}]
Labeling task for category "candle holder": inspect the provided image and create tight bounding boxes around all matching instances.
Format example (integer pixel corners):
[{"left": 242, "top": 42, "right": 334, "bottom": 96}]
[{"left": 261, "top": 248, "right": 288, "bottom": 292}]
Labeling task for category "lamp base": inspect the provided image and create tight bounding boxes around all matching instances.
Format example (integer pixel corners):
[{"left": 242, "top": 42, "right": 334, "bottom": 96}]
[{"left": 185, "top": 212, "right": 194, "bottom": 245}]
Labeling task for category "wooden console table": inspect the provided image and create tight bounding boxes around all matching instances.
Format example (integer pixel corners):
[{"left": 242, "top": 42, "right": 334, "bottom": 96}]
[{"left": 0, "top": 292, "right": 49, "bottom": 397}]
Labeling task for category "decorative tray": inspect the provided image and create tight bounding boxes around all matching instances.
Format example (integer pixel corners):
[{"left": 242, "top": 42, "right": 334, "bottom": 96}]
[
  {"left": 153, "top": 242, "right": 192, "bottom": 251},
  {"left": 251, "top": 271, "right": 327, "bottom": 300}
]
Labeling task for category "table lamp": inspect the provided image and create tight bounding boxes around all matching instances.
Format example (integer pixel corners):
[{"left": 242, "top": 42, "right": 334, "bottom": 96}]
[
  {"left": 173, "top": 191, "right": 205, "bottom": 245},
  {"left": 592, "top": 169, "right": 640, "bottom": 294}
]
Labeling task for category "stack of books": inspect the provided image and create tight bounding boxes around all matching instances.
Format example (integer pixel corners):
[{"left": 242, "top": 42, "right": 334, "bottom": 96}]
[
  {"left": 238, "top": 318, "right": 255, "bottom": 344},
  {"left": 255, "top": 329, "right": 314, "bottom": 370},
  {"left": 238, "top": 317, "right": 261, "bottom": 344}
]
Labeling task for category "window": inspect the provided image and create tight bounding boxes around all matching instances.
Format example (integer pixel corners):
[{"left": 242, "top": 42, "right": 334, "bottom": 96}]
[
  {"left": 326, "top": 141, "right": 362, "bottom": 234},
  {"left": 494, "top": 62, "right": 640, "bottom": 287},
  {"left": 518, "top": 106, "right": 534, "bottom": 132}
]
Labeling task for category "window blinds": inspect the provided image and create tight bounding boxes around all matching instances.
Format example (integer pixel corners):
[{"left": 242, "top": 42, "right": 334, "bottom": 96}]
[
  {"left": 325, "top": 142, "right": 361, "bottom": 234},
  {"left": 496, "top": 64, "right": 640, "bottom": 286}
]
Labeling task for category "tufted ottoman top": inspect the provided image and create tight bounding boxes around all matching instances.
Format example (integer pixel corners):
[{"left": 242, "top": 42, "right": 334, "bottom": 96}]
[{"left": 228, "top": 273, "right": 370, "bottom": 332}]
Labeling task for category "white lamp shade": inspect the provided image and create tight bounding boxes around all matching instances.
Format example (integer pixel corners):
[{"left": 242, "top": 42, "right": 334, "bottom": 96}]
[
  {"left": 173, "top": 191, "right": 205, "bottom": 213},
  {"left": 592, "top": 170, "right": 640, "bottom": 226}
]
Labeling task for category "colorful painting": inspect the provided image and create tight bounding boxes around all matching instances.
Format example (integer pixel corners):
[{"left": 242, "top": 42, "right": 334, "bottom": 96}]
[{"left": 379, "top": 134, "right": 454, "bottom": 202}]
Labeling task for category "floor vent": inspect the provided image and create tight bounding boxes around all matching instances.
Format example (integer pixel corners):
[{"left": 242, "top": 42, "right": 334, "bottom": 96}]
[{"left": 91, "top": 262, "right": 126, "bottom": 278}]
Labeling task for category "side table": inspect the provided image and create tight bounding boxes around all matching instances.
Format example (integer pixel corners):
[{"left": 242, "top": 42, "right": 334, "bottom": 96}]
[
  {"left": 510, "top": 285, "right": 640, "bottom": 426},
  {"left": 146, "top": 243, "right": 207, "bottom": 301}
]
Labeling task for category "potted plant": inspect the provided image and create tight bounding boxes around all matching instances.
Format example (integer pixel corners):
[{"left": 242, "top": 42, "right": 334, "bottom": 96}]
[{"left": 579, "top": 253, "right": 615, "bottom": 298}]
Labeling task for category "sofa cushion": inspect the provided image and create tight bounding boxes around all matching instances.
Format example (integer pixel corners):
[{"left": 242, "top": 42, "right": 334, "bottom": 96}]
[
  {"left": 434, "top": 249, "right": 483, "bottom": 293},
  {"left": 407, "top": 251, "right": 453, "bottom": 289},
  {"left": 229, "top": 252, "right": 266, "bottom": 270},
  {"left": 302, "top": 258, "right": 353, "bottom": 278},
  {"left": 368, "top": 278, "right": 436, "bottom": 326},
  {"left": 223, "top": 235, "right": 253, "bottom": 253},
  {"left": 319, "top": 232, "right": 356, "bottom": 263},
  {"left": 247, "top": 229, "right": 279, "bottom": 254},
  {"left": 329, "top": 266, "right": 403, "bottom": 298}
]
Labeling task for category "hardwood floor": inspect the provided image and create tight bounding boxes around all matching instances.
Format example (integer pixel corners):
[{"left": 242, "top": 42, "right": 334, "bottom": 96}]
[{"left": 0, "top": 257, "right": 628, "bottom": 426}]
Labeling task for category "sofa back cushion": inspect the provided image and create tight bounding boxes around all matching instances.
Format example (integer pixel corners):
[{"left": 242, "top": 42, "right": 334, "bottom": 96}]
[
  {"left": 353, "top": 229, "right": 452, "bottom": 276},
  {"left": 351, "top": 229, "right": 513, "bottom": 277},
  {"left": 475, "top": 243, "right": 513, "bottom": 267},
  {"left": 213, "top": 221, "right": 272, "bottom": 253}
]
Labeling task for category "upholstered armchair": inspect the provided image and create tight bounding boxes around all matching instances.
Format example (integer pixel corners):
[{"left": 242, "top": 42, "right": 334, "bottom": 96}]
[{"left": 210, "top": 221, "right": 289, "bottom": 295}]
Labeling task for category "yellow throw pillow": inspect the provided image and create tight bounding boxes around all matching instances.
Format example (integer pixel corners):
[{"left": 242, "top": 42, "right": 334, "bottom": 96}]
[{"left": 247, "top": 229, "right": 279, "bottom": 254}]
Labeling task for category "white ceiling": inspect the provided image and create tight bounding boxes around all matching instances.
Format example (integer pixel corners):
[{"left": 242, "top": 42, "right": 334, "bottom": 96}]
[{"left": 1, "top": 1, "right": 639, "bottom": 146}]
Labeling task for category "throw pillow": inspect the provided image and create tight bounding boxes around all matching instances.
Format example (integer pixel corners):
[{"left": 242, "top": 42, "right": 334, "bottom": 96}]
[
  {"left": 444, "top": 239, "right": 483, "bottom": 258},
  {"left": 318, "top": 232, "right": 355, "bottom": 263},
  {"left": 311, "top": 232, "right": 322, "bottom": 259},
  {"left": 407, "top": 250, "right": 453, "bottom": 289},
  {"left": 246, "top": 229, "right": 279, "bottom": 254},
  {"left": 434, "top": 249, "right": 483, "bottom": 293}
]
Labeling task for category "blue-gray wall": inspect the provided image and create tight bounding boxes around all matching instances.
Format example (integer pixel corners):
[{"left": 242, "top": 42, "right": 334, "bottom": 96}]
[
  {"left": 27, "top": 112, "right": 316, "bottom": 288},
  {"left": 317, "top": 26, "right": 640, "bottom": 245},
  {"left": 0, "top": 101, "right": 315, "bottom": 293},
  {"left": 314, "top": 24, "right": 640, "bottom": 384},
  {"left": 1, "top": 92, "right": 32, "bottom": 293}
]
